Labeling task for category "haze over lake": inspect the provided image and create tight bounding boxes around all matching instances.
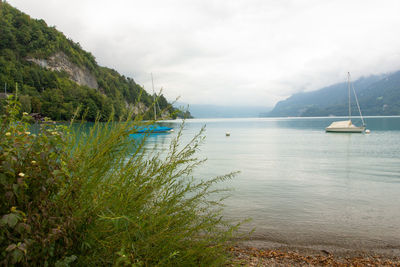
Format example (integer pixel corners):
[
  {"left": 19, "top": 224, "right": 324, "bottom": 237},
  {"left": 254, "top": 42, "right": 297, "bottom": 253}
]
[{"left": 143, "top": 117, "right": 400, "bottom": 250}]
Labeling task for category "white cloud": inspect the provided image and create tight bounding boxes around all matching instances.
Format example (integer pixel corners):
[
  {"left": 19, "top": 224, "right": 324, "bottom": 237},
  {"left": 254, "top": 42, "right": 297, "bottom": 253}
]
[{"left": 9, "top": 0, "right": 400, "bottom": 106}]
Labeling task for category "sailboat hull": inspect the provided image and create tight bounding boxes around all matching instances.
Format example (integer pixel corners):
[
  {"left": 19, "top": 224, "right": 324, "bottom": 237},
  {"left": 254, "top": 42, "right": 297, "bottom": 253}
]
[{"left": 325, "top": 126, "right": 365, "bottom": 133}]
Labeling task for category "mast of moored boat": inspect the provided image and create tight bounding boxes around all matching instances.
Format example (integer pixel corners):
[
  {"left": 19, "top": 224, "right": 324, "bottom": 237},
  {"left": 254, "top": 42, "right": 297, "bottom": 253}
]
[
  {"left": 348, "top": 72, "right": 351, "bottom": 122},
  {"left": 151, "top": 73, "right": 156, "bottom": 120},
  {"left": 350, "top": 73, "right": 366, "bottom": 127}
]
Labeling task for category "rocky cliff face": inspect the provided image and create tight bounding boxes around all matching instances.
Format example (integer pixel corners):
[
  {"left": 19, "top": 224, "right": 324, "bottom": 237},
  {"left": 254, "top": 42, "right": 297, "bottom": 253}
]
[{"left": 27, "top": 52, "right": 98, "bottom": 89}]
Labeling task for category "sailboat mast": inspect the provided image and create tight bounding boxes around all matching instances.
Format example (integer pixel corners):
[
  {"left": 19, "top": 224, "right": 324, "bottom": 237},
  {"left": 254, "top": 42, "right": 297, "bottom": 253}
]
[
  {"left": 347, "top": 72, "right": 351, "bottom": 121},
  {"left": 151, "top": 73, "right": 156, "bottom": 120},
  {"left": 351, "top": 79, "right": 366, "bottom": 126}
]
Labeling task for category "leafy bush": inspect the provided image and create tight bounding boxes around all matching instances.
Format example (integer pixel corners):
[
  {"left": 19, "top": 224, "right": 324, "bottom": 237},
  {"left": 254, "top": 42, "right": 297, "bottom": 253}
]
[
  {"left": 0, "top": 95, "right": 77, "bottom": 266},
  {"left": 0, "top": 97, "right": 240, "bottom": 266}
]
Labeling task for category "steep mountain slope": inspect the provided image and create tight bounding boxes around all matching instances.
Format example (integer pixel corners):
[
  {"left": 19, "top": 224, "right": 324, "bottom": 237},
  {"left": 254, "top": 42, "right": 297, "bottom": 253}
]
[
  {"left": 0, "top": 2, "right": 176, "bottom": 121},
  {"left": 267, "top": 72, "right": 400, "bottom": 117},
  {"left": 357, "top": 71, "right": 400, "bottom": 115}
]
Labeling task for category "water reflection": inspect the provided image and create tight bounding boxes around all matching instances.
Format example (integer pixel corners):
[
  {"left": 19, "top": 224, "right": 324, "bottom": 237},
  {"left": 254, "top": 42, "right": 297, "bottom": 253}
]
[{"left": 162, "top": 117, "right": 400, "bottom": 249}]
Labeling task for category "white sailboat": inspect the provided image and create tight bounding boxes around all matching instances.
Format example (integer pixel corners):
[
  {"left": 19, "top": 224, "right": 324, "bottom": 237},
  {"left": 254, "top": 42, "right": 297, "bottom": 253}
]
[{"left": 325, "top": 72, "right": 365, "bottom": 133}]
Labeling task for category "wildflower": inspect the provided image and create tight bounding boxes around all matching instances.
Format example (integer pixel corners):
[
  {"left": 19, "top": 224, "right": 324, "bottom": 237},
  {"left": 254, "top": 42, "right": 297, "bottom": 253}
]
[
  {"left": 31, "top": 160, "right": 37, "bottom": 164},
  {"left": 18, "top": 172, "right": 25, "bottom": 177},
  {"left": 5, "top": 132, "right": 11, "bottom": 136},
  {"left": 10, "top": 206, "right": 17, "bottom": 212},
  {"left": 25, "top": 131, "right": 31, "bottom": 135},
  {"left": 23, "top": 112, "right": 28, "bottom": 115}
]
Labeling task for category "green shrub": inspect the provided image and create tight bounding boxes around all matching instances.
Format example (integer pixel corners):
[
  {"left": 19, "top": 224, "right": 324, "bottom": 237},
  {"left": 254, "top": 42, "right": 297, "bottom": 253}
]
[
  {"left": 0, "top": 97, "right": 240, "bottom": 266},
  {"left": 0, "top": 95, "right": 77, "bottom": 266}
]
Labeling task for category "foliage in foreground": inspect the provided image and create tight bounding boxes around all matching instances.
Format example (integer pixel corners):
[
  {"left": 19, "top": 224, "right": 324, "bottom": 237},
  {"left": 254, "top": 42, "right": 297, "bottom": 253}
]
[{"left": 0, "top": 97, "right": 240, "bottom": 266}]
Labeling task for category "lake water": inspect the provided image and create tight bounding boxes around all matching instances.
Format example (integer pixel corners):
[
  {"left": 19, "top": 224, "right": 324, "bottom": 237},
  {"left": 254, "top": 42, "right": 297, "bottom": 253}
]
[{"left": 143, "top": 117, "right": 400, "bottom": 250}]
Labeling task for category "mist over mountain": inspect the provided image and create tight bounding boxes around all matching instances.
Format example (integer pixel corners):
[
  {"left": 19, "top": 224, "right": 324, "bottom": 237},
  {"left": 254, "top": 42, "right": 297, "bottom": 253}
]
[
  {"left": 175, "top": 103, "right": 271, "bottom": 118},
  {"left": 266, "top": 72, "right": 400, "bottom": 117}
]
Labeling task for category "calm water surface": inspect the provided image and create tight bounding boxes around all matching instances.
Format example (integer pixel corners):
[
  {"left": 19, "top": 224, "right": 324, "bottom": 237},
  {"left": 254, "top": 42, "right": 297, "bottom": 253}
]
[{"left": 145, "top": 117, "right": 400, "bottom": 249}]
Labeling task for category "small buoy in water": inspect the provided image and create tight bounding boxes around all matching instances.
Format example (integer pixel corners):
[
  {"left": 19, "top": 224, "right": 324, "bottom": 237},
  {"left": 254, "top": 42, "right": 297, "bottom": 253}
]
[
  {"left": 365, "top": 129, "right": 371, "bottom": 134},
  {"left": 225, "top": 132, "right": 230, "bottom": 137}
]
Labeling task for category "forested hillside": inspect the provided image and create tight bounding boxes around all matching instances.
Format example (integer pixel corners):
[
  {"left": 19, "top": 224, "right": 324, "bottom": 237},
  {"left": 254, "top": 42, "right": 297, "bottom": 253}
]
[
  {"left": 0, "top": 2, "right": 176, "bottom": 121},
  {"left": 267, "top": 72, "right": 400, "bottom": 117}
]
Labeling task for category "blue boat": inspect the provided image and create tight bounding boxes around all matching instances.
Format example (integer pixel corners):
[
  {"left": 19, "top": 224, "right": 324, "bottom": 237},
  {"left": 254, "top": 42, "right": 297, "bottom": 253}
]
[
  {"left": 131, "top": 74, "right": 174, "bottom": 134},
  {"left": 134, "top": 125, "right": 174, "bottom": 134}
]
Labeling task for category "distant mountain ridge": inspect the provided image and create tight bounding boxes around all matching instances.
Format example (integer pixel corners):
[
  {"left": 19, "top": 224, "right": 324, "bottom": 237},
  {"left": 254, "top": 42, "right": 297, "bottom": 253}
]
[{"left": 267, "top": 71, "right": 400, "bottom": 117}]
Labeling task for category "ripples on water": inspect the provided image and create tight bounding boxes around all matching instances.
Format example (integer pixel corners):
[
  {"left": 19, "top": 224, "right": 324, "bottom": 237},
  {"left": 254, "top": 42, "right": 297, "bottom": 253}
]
[{"left": 144, "top": 117, "right": 400, "bottom": 249}]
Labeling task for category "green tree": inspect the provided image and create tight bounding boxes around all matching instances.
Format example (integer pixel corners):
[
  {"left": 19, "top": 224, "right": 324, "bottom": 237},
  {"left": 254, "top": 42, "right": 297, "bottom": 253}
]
[
  {"left": 18, "top": 95, "right": 31, "bottom": 113},
  {"left": 30, "top": 96, "right": 41, "bottom": 113}
]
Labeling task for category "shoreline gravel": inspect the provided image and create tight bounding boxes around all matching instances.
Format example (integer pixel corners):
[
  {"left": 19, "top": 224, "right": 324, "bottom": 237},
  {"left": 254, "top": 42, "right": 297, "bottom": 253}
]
[{"left": 230, "top": 245, "right": 400, "bottom": 266}]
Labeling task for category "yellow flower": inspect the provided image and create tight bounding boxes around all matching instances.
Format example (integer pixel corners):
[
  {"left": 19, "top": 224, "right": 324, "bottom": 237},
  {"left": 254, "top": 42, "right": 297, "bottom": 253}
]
[
  {"left": 25, "top": 131, "right": 31, "bottom": 135},
  {"left": 5, "top": 132, "right": 11, "bottom": 136},
  {"left": 23, "top": 112, "right": 28, "bottom": 115},
  {"left": 18, "top": 172, "right": 25, "bottom": 177},
  {"left": 10, "top": 206, "right": 17, "bottom": 212},
  {"left": 31, "top": 160, "right": 37, "bottom": 164}
]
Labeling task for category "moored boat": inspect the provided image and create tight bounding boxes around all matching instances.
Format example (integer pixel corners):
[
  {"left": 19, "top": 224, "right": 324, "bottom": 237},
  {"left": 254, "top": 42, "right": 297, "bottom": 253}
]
[
  {"left": 325, "top": 120, "right": 365, "bottom": 133},
  {"left": 135, "top": 125, "right": 174, "bottom": 133},
  {"left": 325, "top": 72, "right": 366, "bottom": 133},
  {"left": 131, "top": 74, "right": 174, "bottom": 134}
]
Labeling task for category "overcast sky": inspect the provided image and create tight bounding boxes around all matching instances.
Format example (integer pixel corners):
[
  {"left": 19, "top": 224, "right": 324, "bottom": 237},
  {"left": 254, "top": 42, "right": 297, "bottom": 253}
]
[{"left": 8, "top": 0, "right": 400, "bottom": 107}]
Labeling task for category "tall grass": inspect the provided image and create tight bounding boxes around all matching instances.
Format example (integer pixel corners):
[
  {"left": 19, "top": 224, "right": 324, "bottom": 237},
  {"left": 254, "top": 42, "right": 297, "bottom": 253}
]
[
  {"left": 67, "top": 116, "right": 240, "bottom": 266},
  {"left": 0, "top": 97, "right": 242, "bottom": 266}
]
